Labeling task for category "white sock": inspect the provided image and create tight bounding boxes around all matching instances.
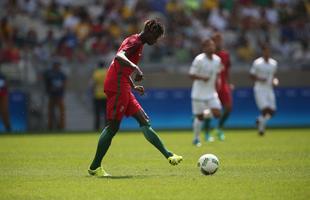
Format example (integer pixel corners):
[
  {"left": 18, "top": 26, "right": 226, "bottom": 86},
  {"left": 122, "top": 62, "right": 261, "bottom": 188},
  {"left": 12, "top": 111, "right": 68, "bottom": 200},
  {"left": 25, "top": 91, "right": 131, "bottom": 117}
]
[
  {"left": 264, "top": 114, "right": 271, "bottom": 121},
  {"left": 193, "top": 117, "right": 203, "bottom": 141},
  {"left": 258, "top": 115, "right": 266, "bottom": 132}
]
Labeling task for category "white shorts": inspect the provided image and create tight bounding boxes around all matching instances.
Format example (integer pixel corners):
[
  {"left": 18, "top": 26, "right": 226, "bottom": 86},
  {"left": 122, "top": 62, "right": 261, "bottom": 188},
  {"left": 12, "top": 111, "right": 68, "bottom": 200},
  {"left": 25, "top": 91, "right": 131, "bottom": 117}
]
[
  {"left": 192, "top": 97, "right": 222, "bottom": 115},
  {"left": 254, "top": 87, "right": 276, "bottom": 110}
]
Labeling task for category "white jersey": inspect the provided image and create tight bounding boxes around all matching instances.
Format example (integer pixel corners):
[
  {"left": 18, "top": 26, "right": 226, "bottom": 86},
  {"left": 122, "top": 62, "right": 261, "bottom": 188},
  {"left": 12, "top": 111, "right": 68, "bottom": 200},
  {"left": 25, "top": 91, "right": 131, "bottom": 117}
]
[
  {"left": 190, "top": 53, "right": 222, "bottom": 100},
  {"left": 250, "top": 57, "right": 277, "bottom": 90}
]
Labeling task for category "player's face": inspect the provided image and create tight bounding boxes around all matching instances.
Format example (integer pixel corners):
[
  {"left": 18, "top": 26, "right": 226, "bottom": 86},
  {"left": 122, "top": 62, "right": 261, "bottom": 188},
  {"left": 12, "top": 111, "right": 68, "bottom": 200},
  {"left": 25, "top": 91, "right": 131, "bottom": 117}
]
[
  {"left": 262, "top": 47, "right": 270, "bottom": 58},
  {"left": 203, "top": 40, "right": 215, "bottom": 54},
  {"left": 146, "top": 33, "right": 161, "bottom": 45},
  {"left": 212, "top": 34, "right": 222, "bottom": 49}
]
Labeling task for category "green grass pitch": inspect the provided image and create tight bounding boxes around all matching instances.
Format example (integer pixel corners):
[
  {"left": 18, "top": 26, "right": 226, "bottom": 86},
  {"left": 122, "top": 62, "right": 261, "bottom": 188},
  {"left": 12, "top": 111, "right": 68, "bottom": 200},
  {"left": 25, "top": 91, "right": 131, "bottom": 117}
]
[{"left": 0, "top": 129, "right": 309, "bottom": 200}]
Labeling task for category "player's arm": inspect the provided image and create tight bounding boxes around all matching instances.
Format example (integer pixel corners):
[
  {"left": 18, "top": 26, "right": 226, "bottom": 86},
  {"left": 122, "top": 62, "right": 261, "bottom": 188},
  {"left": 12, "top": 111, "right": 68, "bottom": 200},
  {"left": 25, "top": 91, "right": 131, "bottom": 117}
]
[
  {"left": 189, "top": 56, "right": 209, "bottom": 82},
  {"left": 189, "top": 74, "right": 210, "bottom": 82},
  {"left": 115, "top": 50, "right": 143, "bottom": 81},
  {"left": 250, "top": 74, "right": 267, "bottom": 82},
  {"left": 129, "top": 75, "right": 144, "bottom": 95},
  {"left": 249, "top": 63, "right": 267, "bottom": 82}
]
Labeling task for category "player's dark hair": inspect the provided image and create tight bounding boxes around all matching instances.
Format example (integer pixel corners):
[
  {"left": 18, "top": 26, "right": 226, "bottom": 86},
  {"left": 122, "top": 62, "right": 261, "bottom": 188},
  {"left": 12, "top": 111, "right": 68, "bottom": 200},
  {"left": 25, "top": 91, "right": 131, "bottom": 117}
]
[{"left": 143, "top": 19, "right": 164, "bottom": 36}]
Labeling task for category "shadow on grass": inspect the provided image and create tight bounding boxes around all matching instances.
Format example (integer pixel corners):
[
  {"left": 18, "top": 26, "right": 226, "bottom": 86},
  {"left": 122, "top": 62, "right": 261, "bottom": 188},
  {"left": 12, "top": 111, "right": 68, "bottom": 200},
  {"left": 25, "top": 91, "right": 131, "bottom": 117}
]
[{"left": 85, "top": 174, "right": 160, "bottom": 179}]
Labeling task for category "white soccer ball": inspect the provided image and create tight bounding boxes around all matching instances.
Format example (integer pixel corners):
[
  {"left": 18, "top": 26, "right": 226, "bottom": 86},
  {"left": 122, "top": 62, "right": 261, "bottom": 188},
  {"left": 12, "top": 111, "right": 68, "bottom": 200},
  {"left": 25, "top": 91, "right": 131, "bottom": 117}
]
[{"left": 197, "top": 154, "right": 219, "bottom": 175}]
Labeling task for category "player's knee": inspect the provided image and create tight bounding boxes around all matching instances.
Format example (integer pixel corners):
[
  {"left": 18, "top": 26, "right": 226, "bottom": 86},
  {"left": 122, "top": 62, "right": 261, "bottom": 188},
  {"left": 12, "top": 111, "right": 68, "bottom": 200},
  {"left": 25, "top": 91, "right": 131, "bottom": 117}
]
[
  {"left": 107, "top": 121, "right": 120, "bottom": 136},
  {"left": 212, "top": 109, "right": 221, "bottom": 118},
  {"left": 140, "top": 119, "right": 151, "bottom": 127},
  {"left": 225, "top": 105, "right": 232, "bottom": 113},
  {"left": 197, "top": 115, "right": 204, "bottom": 121}
]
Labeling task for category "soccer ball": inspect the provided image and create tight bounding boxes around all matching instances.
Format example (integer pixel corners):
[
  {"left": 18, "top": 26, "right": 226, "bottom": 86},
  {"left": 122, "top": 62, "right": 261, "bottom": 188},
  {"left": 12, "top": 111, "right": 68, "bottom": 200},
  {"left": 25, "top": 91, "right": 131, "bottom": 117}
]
[{"left": 197, "top": 154, "right": 219, "bottom": 175}]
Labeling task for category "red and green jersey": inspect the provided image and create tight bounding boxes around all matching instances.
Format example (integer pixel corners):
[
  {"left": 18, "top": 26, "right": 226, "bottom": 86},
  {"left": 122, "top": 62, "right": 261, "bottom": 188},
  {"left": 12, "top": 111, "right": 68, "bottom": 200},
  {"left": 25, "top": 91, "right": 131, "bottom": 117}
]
[
  {"left": 216, "top": 50, "right": 231, "bottom": 90},
  {"left": 104, "top": 34, "right": 144, "bottom": 92}
]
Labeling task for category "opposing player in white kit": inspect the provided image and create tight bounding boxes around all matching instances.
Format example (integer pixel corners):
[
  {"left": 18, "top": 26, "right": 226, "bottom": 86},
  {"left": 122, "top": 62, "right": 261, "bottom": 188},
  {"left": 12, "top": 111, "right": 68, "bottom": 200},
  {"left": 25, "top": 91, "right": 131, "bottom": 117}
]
[
  {"left": 250, "top": 44, "right": 278, "bottom": 136},
  {"left": 189, "top": 39, "right": 222, "bottom": 146}
]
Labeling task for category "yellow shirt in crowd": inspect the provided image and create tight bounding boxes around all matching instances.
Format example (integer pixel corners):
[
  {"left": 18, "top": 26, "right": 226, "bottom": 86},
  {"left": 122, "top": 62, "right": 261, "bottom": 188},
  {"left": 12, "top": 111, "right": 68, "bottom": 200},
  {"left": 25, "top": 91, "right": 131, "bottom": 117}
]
[{"left": 92, "top": 68, "right": 107, "bottom": 99}]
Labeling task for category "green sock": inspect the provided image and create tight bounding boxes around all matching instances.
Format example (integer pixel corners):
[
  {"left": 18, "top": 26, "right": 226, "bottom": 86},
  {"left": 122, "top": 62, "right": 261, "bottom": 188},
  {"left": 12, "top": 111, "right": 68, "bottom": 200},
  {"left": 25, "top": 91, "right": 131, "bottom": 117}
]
[
  {"left": 90, "top": 127, "right": 115, "bottom": 170},
  {"left": 141, "top": 125, "right": 173, "bottom": 158},
  {"left": 219, "top": 109, "right": 230, "bottom": 128},
  {"left": 203, "top": 118, "right": 211, "bottom": 134}
]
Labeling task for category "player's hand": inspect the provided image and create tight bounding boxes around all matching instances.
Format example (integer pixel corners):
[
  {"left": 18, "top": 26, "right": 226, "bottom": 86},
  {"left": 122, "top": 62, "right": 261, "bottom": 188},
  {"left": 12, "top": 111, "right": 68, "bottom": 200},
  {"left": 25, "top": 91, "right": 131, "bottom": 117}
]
[
  {"left": 230, "top": 84, "right": 235, "bottom": 90},
  {"left": 134, "top": 85, "right": 145, "bottom": 96},
  {"left": 134, "top": 68, "right": 144, "bottom": 82},
  {"left": 273, "top": 78, "right": 279, "bottom": 86}
]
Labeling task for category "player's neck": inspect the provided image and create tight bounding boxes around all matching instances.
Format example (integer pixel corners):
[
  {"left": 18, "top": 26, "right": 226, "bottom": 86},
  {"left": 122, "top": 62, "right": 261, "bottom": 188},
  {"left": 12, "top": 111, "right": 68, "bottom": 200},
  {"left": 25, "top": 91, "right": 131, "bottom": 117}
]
[
  {"left": 263, "top": 56, "right": 269, "bottom": 62},
  {"left": 206, "top": 53, "right": 213, "bottom": 59},
  {"left": 139, "top": 32, "right": 146, "bottom": 44}
]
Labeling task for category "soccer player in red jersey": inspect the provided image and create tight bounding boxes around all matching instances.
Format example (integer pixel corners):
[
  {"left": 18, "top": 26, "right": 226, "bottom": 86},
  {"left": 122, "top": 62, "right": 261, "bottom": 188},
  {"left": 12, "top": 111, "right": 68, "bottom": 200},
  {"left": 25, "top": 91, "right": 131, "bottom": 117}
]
[
  {"left": 88, "top": 19, "right": 183, "bottom": 177},
  {"left": 204, "top": 32, "right": 233, "bottom": 141}
]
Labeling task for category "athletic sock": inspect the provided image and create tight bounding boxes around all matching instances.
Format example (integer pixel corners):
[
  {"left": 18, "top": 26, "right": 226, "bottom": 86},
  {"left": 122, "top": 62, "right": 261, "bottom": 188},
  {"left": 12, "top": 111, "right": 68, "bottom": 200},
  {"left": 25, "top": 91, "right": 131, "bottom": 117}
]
[
  {"left": 258, "top": 115, "right": 266, "bottom": 133},
  {"left": 203, "top": 118, "right": 211, "bottom": 134},
  {"left": 141, "top": 125, "right": 173, "bottom": 158},
  {"left": 90, "top": 127, "right": 115, "bottom": 170},
  {"left": 193, "top": 117, "right": 203, "bottom": 141},
  {"left": 219, "top": 109, "right": 230, "bottom": 129}
]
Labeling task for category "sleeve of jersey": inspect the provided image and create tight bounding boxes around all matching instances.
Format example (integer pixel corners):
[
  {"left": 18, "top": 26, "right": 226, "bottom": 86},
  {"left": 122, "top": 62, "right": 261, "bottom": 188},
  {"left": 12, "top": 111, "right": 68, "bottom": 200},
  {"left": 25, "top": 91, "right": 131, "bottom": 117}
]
[{"left": 189, "top": 57, "right": 200, "bottom": 75}]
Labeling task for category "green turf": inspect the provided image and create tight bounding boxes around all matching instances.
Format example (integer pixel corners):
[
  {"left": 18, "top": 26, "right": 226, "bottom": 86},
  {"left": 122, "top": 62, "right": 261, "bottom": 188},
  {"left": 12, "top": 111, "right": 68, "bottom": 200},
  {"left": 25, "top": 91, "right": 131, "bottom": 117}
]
[{"left": 0, "top": 129, "right": 309, "bottom": 200}]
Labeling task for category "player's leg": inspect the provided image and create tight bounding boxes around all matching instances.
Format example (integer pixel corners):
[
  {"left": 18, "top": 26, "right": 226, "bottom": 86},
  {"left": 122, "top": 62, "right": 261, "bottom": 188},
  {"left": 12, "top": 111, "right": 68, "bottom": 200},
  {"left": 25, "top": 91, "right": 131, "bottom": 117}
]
[
  {"left": 48, "top": 97, "right": 55, "bottom": 130},
  {"left": 133, "top": 110, "right": 182, "bottom": 165},
  {"left": 89, "top": 119, "right": 120, "bottom": 171},
  {"left": 192, "top": 100, "right": 206, "bottom": 146},
  {"left": 0, "top": 95, "right": 11, "bottom": 132},
  {"left": 128, "top": 93, "right": 182, "bottom": 165},
  {"left": 218, "top": 87, "right": 233, "bottom": 129},
  {"left": 89, "top": 91, "right": 126, "bottom": 176},
  {"left": 207, "top": 97, "right": 224, "bottom": 140},
  {"left": 202, "top": 109, "right": 213, "bottom": 142},
  {"left": 58, "top": 97, "right": 65, "bottom": 130},
  {"left": 255, "top": 88, "right": 275, "bottom": 135}
]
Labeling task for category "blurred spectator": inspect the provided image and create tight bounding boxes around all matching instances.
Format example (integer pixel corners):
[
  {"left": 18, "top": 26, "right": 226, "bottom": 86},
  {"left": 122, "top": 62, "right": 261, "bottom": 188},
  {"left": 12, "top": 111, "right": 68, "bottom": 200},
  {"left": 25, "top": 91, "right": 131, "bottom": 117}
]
[
  {"left": 0, "top": 41, "right": 20, "bottom": 63},
  {"left": 75, "top": 17, "right": 91, "bottom": 43},
  {"left": 0, "top": 0, "right": 308, "bottom": 67},
  {"left": 208, "top": 8, "right": 228, "bottom": 31},
  {"left": 0, "top": 71, "right": 11, "bottom": 132},
  {"left": 24, "top": 29, "right": 38, "bottom": 49},
  {"left": 87, "top": 0, "right": 104, "bottom": 21},
  {"left": 44, "top": 0, "right": 63, "bottom": 25},
  {"left": 19, "top": 0, "right": 38, "bottom": 17},
  {"left": 0, "top": 17, "right": 13, "bottom": 42},
  {"left": 91, "top": 34, "right": 110, "bottom": 55},
  {"left": 43, "top": 61, "right": 67, "bottom": 131},
  {"left": 57, "top": 29, "right": 77, "bottom": 59},
  {"left": 107, "top": 20, "right": 122, "bottom": 39},
  {"left": 90, "top": 16, "right": 105, "bottom": 37},
  {"left": 90, "top": 61, "right": 107, "bottom": 130},
  {"left": 63, "top": 6, "right": 79, "bottom": 31},
  {"left": 236, "top": 36, "right": 255, "bottom": 61}
]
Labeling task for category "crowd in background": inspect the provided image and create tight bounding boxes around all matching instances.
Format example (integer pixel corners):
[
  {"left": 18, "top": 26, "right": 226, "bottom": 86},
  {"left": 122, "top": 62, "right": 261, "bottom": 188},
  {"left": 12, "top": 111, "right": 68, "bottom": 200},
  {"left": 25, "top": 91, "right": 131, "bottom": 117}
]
[{"left": 0, "top": 0, "right": 309, "bottom": 68}]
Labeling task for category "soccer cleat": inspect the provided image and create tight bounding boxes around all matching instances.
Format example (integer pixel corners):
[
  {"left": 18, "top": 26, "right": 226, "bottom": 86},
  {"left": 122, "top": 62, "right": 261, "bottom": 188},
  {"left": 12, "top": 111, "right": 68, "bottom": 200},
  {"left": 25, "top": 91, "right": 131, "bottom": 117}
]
[
  {"left": 88, "top": 166, "right": 111, "bottom": 177},
  {"left": 204, "top": 133, "right": 214, "bottom": 142},
  {"left": 217, "top": 129, "right": 225, "bottom": 141},
  {"left": 192, "top": 138, "right": 202, "bottom": 147},
  {"left": 168, "top": 154, "right": 183, "bottom": 166}
]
